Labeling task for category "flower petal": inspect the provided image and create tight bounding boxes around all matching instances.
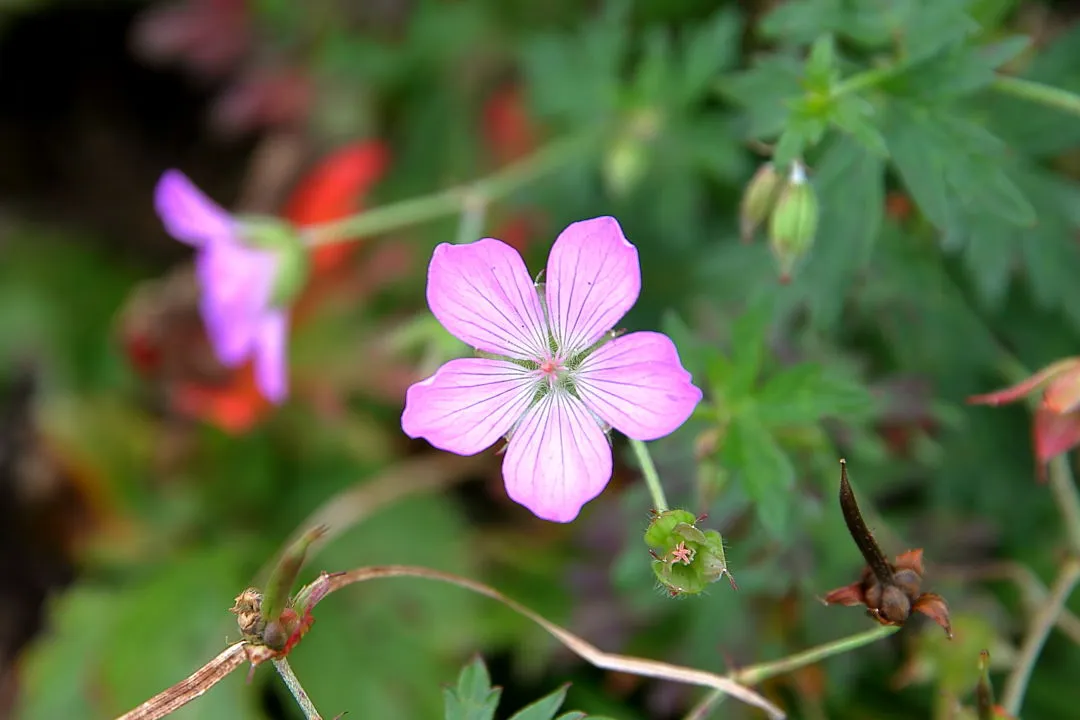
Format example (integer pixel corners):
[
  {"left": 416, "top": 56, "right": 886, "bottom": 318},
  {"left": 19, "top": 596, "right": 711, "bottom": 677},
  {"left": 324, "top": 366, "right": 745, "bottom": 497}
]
[
  {"left": 502, "top": 389, "right": 612, "bottom": 522},
  {"left": 575, "top": 331, "right": 702, "bottom": 441},
  {"left": 196, "top": 240, "right": 278, "bottom": 365},
  {"left": 155, "top": 170, "right": 234, "bottom": 246},
  {"left": 426, "top": 239, "right": 548, "bottom": 359},
  {"left": 402, "top": 358, "right": 537, "bottom": 455},
  {"left": 545, "top": 216, "right": 640, "bottom": 355},
  {"left": 253, "top": 311, "right": 289, "bottom": 403},
  {"left": 1033, "top": 407, "right": 1080, "bottom": 465}
]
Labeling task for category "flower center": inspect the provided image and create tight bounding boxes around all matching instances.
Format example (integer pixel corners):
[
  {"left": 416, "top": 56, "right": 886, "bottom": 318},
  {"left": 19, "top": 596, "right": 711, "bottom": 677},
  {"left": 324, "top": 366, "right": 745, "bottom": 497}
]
[{"left": 539, "top": 356, "right": 562, "bottom": 383}]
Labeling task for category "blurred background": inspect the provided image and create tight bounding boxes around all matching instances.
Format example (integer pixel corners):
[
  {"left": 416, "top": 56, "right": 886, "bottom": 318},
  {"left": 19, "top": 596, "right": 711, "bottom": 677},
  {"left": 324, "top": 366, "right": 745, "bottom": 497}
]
[{"left": 2, "top": 0, "right": 1080, "bottom": 718}]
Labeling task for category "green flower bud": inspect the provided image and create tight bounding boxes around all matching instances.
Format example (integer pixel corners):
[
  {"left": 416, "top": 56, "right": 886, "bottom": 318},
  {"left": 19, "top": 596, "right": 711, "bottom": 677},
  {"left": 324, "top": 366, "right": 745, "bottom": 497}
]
[
  {"left": 739, "top": 162, "right": 783, "bottom": 243},
  {"left": 603, "top": 135, "right": 650, "bottom": 199},
  {"left": 644, "top": 509, "right": 737, "bottom": 596},
  {"left": 767, "top": 161, "right": 818, "bottom": 283}
]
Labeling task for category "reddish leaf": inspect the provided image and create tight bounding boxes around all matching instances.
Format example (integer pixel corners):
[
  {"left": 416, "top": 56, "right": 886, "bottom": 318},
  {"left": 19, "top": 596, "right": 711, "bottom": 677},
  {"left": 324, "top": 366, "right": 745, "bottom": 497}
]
[
  {"left": 822, "top": 581, "right": 866, "bottom": 607},
  {"left": 894, "top": 548, "right": 925, "bottom": 575},
  {"left": 911, "top": 592, "right": 953, "bottom": 639}
]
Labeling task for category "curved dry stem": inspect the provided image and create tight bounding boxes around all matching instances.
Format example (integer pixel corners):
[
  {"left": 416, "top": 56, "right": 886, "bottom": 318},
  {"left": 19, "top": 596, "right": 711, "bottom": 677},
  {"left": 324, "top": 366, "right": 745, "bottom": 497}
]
[
  {"left": 302, "top": 565, "right": 785, "bottom": 719},
  {"left": 256, "top": 453, "right": 486, "bottom": 584},
  {"left": 114, "top": 642, "right": 248, "bottom": 720}
]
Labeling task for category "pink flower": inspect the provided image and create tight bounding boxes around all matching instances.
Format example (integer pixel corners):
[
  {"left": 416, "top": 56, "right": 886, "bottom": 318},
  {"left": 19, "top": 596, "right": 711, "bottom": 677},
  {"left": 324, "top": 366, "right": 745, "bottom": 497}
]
[
  {"left": 401, "top": 217, "right": 702, "bottom": 522},
  {"left": 154, "top": 170, "right": 289, "bottom": 403}
]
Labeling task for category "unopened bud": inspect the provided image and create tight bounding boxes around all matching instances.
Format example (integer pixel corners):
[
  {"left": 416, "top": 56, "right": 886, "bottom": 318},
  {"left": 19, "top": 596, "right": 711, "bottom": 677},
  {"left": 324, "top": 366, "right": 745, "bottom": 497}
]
[
  {"left": 739, "top": 162, "right": 783, "bottom": 243},
  {"left": 767, "top": 161, "right": 818, "bottom": 282},
  {"left": 603, "top": 135, "right": 650, "bottom": 199}
]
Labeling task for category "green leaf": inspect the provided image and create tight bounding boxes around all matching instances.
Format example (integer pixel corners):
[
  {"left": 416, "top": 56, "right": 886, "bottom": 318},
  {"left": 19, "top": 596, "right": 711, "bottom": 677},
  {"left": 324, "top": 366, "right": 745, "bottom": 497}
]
[
  {"left": 960, "top": 215, "right": 1016, "bottom": 309},
  {"left": 507, "top": 684, "right": 570, "bottom": 720},
  {"left": 896, "top": 0, "right": 978, "bottom": 64},
  {"left": 554, "top": 714, "right": 588, "bottom": 720},
  {"left": 760, "top": 0, "right": 843, "bottom": 44},
  {"left": 772, "top": 125, "right": 807, "bottom": 169},
  {"left": 805, "top": 33, "right": 839, "bottom": 91},
  {"left": 829, "top": 96, "right": 887, "bottom": 156},
  {"left": 724, "top": 414, "right": 796, "bottom": 539},
  {"left": 885, "top": 102, "right": 1035, "bottom": 230},
  {"left": 445, "top": 657, "right": 501, "bottom": 720},
  {"left": 726, "top": 296, "right": 775, "bottom": 400},
  {"left": 984, "top": 24, "right": 1080, "bottom": 157},
  {"left": 720, "top": 55, "right": 804, "bottom": 139},
  {"left": 794, "top": 133, "right": 885, "bottom": 328},
  {"left": 680, "top": 7, "right": 741, "bottom": 102},
  {"left": 634, "top": 28, "right": 674, "bottom": 105},
  {"left": 755, "top": 363, "right": 875, "bottom": 427}
]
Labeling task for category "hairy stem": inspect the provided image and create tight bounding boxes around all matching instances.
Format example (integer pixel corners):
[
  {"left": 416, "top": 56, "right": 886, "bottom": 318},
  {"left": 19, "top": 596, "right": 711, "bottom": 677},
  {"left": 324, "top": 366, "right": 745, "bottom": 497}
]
[
  {"left": 305, "top": 133, "right": 591, "bottom": 246},
  {"left": 684, "top": 625, "right": 899, "bottom": 720},
  {"left": 1000, "top": 557, "right": 1080, "bottom": 715},
  {"left": 273, "top": 657, "right": 323, "bottom": 720},
  {"left": 630, "top": 438, "right": 669, "bottom": 512}
]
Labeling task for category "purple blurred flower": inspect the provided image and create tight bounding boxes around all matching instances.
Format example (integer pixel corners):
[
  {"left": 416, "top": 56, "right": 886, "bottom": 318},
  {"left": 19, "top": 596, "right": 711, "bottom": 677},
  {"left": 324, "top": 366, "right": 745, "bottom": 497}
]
[
  {"left": 401, "top": 217, "right": 702, "bottom": 522},
  {"left": 154, "top": 170, "right": 289, "bottom": 403}
]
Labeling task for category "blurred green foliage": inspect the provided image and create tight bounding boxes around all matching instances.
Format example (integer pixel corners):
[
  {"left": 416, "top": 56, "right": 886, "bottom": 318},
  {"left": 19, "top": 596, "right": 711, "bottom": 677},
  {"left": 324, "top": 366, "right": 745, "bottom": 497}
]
[{"left": 5, "top": 0, "right": 1080, "bottom": 718}]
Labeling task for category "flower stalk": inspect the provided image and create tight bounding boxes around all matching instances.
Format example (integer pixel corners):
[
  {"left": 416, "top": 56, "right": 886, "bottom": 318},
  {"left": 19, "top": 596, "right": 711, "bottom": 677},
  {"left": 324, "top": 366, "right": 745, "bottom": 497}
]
[{"left": 305, "top": 133, "right": 592, "bottom": 247}]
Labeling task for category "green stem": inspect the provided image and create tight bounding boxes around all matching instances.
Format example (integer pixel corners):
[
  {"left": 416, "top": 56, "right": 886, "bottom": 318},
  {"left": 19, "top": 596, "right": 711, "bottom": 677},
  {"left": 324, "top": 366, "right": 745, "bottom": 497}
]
[
  {"left": 454, "top": 193, "right": 489, "bottom": 246},
  {"left": 991, "top": 75, "right": 1080, "bottom": 119},
  {"left": 684, "top": 625, "right": 899, "bottom": 720},
  {"left": 830, "top": 64, "right": 902, "bottom": 99},
  {"left": 1000, "top": 557, "right": 1080, "bottom": 716},
  {"left": 305, "top": 133, "right": 591, "bottom": 246},
  {"left": 273, "top": 657, "right": 322, "bottom": 720},
  {"left": 629, "top": 438, "right": 669, "bottom": 512},
  {"left": 1049, "top": 455, "right": 1080, "bottom": 557}
]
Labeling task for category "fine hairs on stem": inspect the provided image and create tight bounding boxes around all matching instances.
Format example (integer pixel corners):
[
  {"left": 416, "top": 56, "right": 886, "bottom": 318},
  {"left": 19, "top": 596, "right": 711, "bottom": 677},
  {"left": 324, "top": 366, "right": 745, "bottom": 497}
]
[{"left": 273, "top": 657, "right": 322, "bottom": 720}]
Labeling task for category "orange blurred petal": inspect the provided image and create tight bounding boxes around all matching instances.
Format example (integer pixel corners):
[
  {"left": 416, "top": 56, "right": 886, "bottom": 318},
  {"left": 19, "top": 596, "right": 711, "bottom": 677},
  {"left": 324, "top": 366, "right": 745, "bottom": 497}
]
[
  {"left": 284, "top": 141, "right": 390, "bottom": 276},
  {"left": 172, "top": 368, "right": 268, "bottom": 434}
]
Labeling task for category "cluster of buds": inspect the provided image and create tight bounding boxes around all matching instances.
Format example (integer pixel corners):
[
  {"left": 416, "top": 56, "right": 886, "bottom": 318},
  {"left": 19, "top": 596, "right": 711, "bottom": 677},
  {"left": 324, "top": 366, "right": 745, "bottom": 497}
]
[
  {"left": 968, "top": 356, "right": 1080, "bottom": 474},
  {"left": 644, "top": 509, "right": 737, "bottom": 597},
  {"left": 739, "top": 160, "right": 819, "bottom": 282}
]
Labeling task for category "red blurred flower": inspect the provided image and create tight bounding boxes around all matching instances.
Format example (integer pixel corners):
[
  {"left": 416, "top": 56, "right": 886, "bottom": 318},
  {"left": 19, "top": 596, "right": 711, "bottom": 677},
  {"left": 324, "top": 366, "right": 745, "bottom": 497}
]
[
  {"left": 968, "top": 357, "right": 1080, "bottom": 473},
  {"left": 479, "top": 82, "right": 546, "bottom": 254}
]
